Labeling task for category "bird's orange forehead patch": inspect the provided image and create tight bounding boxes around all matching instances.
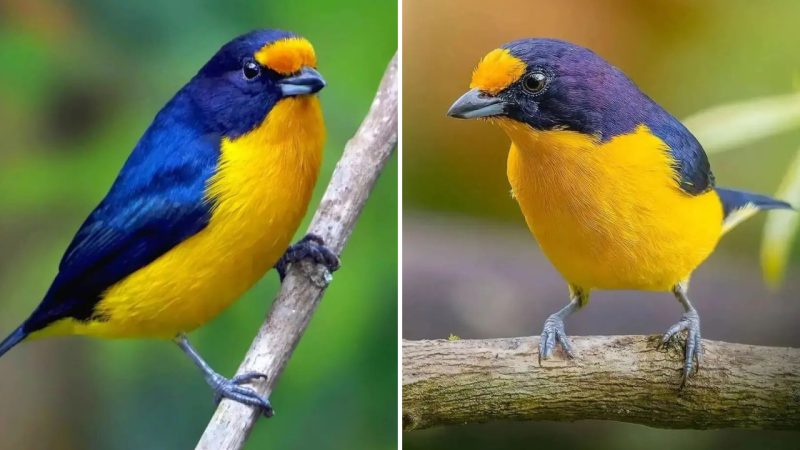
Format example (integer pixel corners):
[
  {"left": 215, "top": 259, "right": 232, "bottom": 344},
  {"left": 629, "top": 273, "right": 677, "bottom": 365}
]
[
  {"left": 470, "top": 48, "right": 527, "bottom": 95},
  {"left": 254, "top": 37, "right": 317, "bottom": 75}
]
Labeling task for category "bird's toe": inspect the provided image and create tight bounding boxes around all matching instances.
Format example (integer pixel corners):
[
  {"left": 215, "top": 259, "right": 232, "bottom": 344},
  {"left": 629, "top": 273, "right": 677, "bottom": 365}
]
[
  {"left": 538, "top": 315, "right": 574, "bottom": 363},
  {"left": 231, "top": 371, "right": 268, "bottom": 385},
  {"left": 276, "top": 233, "right": 341, "bottom": 282},
  {"left": 662, "top": 310, "right": 702, "bottom": 388},
  {"left": 212, "top": 375, "right": 273, "bottom": 418}
]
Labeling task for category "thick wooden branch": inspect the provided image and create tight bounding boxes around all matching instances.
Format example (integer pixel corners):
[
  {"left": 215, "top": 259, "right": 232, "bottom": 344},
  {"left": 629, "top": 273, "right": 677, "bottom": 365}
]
[
  {"left": 196, "top": 54, "right": 397, "bottom": 450},
  {"left": 403, "top": 336, "right": 800, "bottom": 431}
]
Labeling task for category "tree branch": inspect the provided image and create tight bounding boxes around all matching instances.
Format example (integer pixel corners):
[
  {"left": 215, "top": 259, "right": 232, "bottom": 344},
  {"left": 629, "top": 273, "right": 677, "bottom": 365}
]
[
  {"left": 195, "top": 54, "right": 397, "bottom": 450},
  {"left": 403, "top": 335, "right": 800, "bottom": 431}
]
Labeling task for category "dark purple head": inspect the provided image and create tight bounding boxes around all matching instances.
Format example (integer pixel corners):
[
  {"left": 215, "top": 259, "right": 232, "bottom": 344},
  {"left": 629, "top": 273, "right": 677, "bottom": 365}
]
[
  {"left": 182, "top": 29, "right": 326, "bottom": 138},
  {"left": 448, "top": 38, "right": 715, "bottom": 194},
  {"left": 448, "top": 38, "right": 661, "bottom": 140}
]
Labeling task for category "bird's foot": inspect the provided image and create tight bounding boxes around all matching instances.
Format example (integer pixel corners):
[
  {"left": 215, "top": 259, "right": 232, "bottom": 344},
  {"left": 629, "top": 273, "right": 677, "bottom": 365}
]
[
  {"left": 659, "top": 309, "right": 702, "bottom": 388},
  {"left": 538, "top": 313, "right": 575, "bottom": 364},
  {"left": 209, "top": 371, "right": 273, "bottom": 418},
  {"left": 275, "top": 233, "right": 340, "bottom": 282}
]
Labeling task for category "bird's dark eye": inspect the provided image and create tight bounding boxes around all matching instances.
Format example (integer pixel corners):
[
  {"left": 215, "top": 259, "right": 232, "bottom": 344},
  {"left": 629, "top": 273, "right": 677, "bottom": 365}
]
[
  {"left": 242, "top": 60, "right": 261, "bottom": 80},
  {"left": 523, "top": 72, "right": 547, "bottom": 94}
]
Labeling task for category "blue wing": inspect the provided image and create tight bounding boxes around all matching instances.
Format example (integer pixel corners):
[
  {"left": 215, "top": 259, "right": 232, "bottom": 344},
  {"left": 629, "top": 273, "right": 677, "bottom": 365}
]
[
  {"left": 24, "top": 94, "right": 221, "bottom": 333},
  {"left": 646, "top": 111, "right": 715, "bottom": 195}
]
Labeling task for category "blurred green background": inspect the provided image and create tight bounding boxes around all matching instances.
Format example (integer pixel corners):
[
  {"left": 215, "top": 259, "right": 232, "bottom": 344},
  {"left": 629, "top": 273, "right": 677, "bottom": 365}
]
[
  {"left": 0, "top": 1, "right": 397, "bottom": 449},
  {"left": 403, "top": 0, "right": 799, "bottom": 449}
]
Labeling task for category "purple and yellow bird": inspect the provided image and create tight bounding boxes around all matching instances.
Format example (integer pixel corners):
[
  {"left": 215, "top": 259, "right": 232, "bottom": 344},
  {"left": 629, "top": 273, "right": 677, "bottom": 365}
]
[
  {"left": 448, "top": 39, "right": 793, "bottom": 385},
  {"left": 0, "top": 29, "right": 340, "bottom": 416}
]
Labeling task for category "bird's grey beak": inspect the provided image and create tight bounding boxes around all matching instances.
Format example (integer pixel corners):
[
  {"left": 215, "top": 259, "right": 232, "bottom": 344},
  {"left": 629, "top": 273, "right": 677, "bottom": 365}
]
[
  {"left": 447, "top": 89, "right": 507, "bottom": 119},
  {"left": 279, "top": 67, "right": 326, "bottom": 97}
]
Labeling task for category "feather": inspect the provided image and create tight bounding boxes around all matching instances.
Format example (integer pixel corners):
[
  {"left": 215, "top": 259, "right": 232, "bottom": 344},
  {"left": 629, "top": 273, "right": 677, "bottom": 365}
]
[
  {"left": 0, "top": 326, "right": 27, "bottom": 359},
  {"left": 716, "top": 187, "right": 793, "bottom": 234},
  {"left": 22, "top": 92, "right": 219, "bottom": 334}
]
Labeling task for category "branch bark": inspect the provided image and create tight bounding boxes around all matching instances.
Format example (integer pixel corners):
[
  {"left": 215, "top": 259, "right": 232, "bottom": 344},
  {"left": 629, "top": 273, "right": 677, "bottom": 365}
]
[
  {"left": 403, "top": 335, "right": 800, "bottom": 431},
  {"left": 196, "top": 54, "right": 397, "bottom": 450}
]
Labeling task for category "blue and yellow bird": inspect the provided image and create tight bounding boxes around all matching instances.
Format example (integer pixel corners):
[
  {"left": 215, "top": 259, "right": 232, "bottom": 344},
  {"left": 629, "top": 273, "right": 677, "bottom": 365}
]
[
  {"left": 448, "top": 39, "right": 793, "bottom": 385},
  {"left": 0, "top": 29, "right": 340, "bottom": 416}
]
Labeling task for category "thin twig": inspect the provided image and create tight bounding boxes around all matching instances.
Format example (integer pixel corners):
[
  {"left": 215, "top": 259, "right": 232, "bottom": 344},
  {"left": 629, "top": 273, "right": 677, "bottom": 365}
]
[
  {"left": 196, "top": 53, "right": 397, "bottom": 450},
  {"left": 403, "top": 336, "right": 800, "bottom": 431}
]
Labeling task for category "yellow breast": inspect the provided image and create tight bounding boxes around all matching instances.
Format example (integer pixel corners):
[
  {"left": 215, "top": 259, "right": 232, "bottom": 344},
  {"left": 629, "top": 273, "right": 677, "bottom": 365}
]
[
  {"left": 42, "top": 97, "right": 324, "bottom": 339},
  {"left": 502, "top": 121, "right": 723, "bottom": 291}
]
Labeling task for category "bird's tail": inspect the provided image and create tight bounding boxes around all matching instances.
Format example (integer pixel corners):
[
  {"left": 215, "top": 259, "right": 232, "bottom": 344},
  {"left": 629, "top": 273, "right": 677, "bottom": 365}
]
[
  {"left": 716, "top": 187, "right": 794, "bottom": 235},
  {"left": 0, "top": 326, "right": 27, "bottom": 360}
]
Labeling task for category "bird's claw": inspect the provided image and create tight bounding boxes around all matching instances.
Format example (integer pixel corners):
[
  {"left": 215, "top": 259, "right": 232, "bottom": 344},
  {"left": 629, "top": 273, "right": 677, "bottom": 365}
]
[
  {"left": 211, "top": 372, "right": 273, "bottom": 418},
  {"left": 275, "top": 233, "right": 340, "bottom": 282},
  {"left": 538, "top": 314, "right": 575, "bottom": 364},
  {"left": 660, "top": 310, "right": 702, "bottom": 388},
  {"left": 230, "top": 371, "right": 268, "bottom": 385}
]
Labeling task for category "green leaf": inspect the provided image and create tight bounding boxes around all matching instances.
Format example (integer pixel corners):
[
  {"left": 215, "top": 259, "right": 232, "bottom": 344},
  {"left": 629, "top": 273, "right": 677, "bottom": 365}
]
[
  {"left": 761, "top": 148, "right": 800, "bottom": 287},
  {"left": 683, "top": 92, "right": 800, "bottom": 153}
]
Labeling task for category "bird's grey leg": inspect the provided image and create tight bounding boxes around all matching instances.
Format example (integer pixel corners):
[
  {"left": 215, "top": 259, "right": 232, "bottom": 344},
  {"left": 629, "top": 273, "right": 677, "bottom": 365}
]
[
  {"left": 275, "top": 233, "right": 341, "bottom": 282},
  {"left": 174, "top": 334, "right": 273, "bottom": 417},
  {"left": 660, "top": 282, "right": 702, "bottom": 387},
  {"left": 538, "top": 285, "right": 587, "bottom": 363}
]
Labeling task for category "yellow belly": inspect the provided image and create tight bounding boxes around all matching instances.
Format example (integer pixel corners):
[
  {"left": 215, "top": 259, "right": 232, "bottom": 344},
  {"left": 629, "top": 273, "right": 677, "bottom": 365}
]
[
  {"left": 38, "top": 97, "right": 324, "bottom": 339},
  {"left": 503, "top": 122, "right": 723, "bottom": 291}
]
